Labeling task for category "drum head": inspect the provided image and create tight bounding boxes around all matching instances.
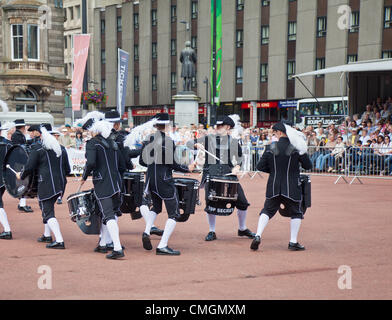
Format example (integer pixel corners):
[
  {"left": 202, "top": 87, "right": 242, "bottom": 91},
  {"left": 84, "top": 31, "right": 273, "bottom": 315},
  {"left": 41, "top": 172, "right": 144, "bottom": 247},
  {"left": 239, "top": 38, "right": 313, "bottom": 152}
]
[{"left": 3, "top": 145, "right": 32, "bottom": 198}]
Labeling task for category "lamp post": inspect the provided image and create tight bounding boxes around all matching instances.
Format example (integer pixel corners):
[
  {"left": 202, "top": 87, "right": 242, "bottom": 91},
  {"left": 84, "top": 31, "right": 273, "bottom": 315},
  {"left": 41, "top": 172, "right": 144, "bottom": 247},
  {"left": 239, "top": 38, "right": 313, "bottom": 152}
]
[
  {"left": 82, "top": 0, "right": 88, "bottom": 115},
  {"left": 203, "top": 77, "right": 210, "bottom": 126},
  {"left": 211, "top": 0, "right": 217, "bottom": 126}
]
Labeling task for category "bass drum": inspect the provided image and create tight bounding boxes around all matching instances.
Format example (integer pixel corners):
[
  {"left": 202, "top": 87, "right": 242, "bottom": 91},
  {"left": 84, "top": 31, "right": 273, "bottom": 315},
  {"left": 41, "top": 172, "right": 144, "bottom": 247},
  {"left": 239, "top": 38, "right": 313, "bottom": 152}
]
[{"left": 2, "top": 145, "right": 38, "bottom": 198}]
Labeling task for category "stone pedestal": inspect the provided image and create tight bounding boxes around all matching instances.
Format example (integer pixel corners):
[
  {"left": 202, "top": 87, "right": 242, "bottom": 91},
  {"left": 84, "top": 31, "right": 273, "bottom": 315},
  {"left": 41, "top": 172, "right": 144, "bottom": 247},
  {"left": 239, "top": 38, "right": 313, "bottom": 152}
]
[{"left": 172, "top": 92, "right": 201, "bottom": 127}]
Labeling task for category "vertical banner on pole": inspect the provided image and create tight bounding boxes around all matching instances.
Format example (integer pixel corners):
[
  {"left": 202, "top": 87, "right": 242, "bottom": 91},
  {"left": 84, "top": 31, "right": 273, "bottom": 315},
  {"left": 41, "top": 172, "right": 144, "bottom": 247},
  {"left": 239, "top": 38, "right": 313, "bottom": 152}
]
[
  {"left": 211, "top": 0, "right": 222, "bottom": 106},
  {"left": 117, "top": 49, "right": 130, "bottom": 116},
  {"left": 71, "top": 34, "right": 91, "bottom": 111}
]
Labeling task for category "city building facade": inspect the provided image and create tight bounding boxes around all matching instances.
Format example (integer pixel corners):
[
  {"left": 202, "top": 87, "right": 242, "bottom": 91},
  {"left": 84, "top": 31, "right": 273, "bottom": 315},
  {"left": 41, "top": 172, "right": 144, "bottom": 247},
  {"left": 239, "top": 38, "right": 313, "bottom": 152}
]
[{"left": 0, "top": 0, "right": 68, "bottom": 125}]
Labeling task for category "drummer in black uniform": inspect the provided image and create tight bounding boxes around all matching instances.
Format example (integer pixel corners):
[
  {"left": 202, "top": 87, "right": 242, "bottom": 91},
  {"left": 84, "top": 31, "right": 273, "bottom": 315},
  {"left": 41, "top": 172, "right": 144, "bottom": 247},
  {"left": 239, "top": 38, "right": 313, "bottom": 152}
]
[
  {"left": 80, "top": 117, "right": 126, "bottom": 259},
  {"left": 16, "top": 124, "right": 70, "bottom": 249},
  {"left": 250, "top": 122, "right": 312, "bottom": 251},
  {"left": 0, "top": 124, "right": 13, "bottom": 240},
  {"left": 11, "top": 119, "right": 33, "bottom": 213},
  {"left": 187, "top": 116, "right": 255, "bottom": 242},
  {"left": 140, "top": 113, "right": 195, "bottom": 255}
]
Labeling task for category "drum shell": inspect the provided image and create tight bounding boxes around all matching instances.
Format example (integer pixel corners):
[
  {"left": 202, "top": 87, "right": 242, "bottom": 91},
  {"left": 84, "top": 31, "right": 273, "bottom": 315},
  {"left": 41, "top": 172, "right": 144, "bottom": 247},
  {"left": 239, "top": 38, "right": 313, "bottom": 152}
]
[
  {"left": 174, "top": 178, "right": 199, "bottom": 221},
  {"left": 120, "top": 171, "right": 144, "bottom": 219},
  {"left": 3, "top": 145, "right": 38, "bottom": 198},
  {"left": 205, "top": 175, "right": 239, "bottom": 216},
  {"left": 67, "top": 190, "right": 101, "bottom": 235}
]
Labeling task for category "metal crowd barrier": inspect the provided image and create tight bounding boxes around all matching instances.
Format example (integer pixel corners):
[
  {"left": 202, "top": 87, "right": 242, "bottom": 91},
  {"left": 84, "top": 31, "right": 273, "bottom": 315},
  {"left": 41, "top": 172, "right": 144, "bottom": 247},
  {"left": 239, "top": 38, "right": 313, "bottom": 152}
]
[{"left": 175, "top": 144, "right": 392, "bottom": 184}]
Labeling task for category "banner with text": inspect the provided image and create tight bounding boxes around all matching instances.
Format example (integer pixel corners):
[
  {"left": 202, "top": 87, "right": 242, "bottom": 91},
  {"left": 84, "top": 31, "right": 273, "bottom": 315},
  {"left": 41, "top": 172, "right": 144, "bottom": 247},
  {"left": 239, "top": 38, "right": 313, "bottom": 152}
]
[
  {"left": 117, "top": 49, "right": 130, "bottom": 116},
  {"left": 71, "top": 34, "right": 91, "bottom": 111},
  {"left": 66, "top": 148, "right": 86, "bottom": 175}
]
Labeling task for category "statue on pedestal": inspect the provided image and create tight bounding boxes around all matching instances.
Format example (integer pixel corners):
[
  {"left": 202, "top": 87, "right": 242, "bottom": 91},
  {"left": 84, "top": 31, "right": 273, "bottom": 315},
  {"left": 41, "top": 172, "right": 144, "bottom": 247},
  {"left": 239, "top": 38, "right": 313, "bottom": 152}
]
[{"left": 180, "top": 41, "right": 197, "bottom": 93}]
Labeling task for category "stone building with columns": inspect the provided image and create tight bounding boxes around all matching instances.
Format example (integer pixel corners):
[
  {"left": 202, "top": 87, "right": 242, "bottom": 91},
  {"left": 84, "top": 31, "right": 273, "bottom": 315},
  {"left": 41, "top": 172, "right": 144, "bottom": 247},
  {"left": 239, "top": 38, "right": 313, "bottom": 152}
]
[{"left": 0, "top": 0, "right": 68, "bottom": 125}]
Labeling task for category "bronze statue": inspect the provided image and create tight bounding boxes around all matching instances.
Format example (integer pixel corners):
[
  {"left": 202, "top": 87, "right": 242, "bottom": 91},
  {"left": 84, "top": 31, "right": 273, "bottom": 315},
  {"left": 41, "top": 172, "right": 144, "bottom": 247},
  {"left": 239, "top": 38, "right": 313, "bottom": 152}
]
[{"left": 180, "top": 41, "right": 197, "bottom": 92}]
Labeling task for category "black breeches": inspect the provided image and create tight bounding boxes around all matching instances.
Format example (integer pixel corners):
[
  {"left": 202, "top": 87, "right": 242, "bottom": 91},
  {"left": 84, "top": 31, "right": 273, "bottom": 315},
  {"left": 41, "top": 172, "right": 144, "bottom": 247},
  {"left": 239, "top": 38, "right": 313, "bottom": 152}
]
[
  {"left": 96, "top": 192, "right": 122, "bottom": 225},
  {"left": 39, "top": 195, "right": 59, "bottom": 224},
  {"left": 260, "top": 196, "right": 304, "bottom": 220},
  {"left": 150, "top": 191, "right": 181, "bottom": 221}
]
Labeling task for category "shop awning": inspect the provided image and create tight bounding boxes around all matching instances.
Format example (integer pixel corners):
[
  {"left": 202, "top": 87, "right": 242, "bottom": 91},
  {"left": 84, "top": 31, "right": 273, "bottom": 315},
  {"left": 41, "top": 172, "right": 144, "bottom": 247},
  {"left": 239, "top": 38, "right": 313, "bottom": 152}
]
[{"left": 293, "top": 59, "right": 392, "bottom": 78}]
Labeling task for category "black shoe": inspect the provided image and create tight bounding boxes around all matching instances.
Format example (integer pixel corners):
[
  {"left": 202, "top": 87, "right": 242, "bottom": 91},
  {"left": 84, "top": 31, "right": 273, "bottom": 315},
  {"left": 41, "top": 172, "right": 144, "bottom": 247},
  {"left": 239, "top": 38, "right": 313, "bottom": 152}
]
[
  {"left": 106, "top": 242, "right": 125, "bottom": 251},
  {"left": 142, "top": 233, "right": 153, "bottom": 251},
  {"left": 288, "top": 242, "right": 306, "bottom": 251},
  {"left": 46, "top": 241, "right": 65, "bottom": 249},
  {"left": 238, "top": 229, "right": 256, "bottom": 239},
  {"left": 156, "top": 246, "right": 181, "bottom": 256},
  {"left": 205, "top": 231, "right": 217, "bottom": 241},
  {"left": 0, "top": 231, "right": 12, "bottom": 240},
  {"left": 150, "top": 226, "right": 164, "bottom": 236},
  {"left": 18, "top": 205, "right": 33, "bottom": 213},
  {"left": 106, "top": 249, "right": 124, "bottom": 259},
  {"left": 94, "top": 245, "right": 108, "bottom": 253},
  {"left": 57, "top": 199, "right": 62, "bottom": 205},
  {"left": 37, "top": 235, "right": 53, "bottom": 243},
  {"left": 250, "top": 236, "right": 261, "bottom": 251}
]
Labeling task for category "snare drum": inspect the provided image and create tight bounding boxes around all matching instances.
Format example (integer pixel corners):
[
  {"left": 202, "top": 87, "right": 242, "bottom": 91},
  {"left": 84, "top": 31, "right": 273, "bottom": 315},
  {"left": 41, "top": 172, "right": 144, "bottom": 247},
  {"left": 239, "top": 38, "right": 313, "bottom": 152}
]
[
  {"left": 120, "top": 171, "right": 145, "bottom": 220},
  {"left": 205, "top": 175, "right": 239, "bottom": 216},
  {"left": 174, "top": 178, "right": 200, "bottom": 222},
  {"left": 67, "top": 189, "right": 101, "bottom": 235}
]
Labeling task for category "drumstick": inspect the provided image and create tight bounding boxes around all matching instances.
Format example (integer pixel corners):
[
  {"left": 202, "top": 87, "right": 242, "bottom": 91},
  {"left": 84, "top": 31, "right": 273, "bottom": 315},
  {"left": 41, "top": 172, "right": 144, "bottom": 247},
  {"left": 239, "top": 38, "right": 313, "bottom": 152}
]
[
  {"left": 197, "top": 145, "right": 221, "bottom": 161},
  {"left": 6, "top": 165, "right": 17, "bottom": 175}
]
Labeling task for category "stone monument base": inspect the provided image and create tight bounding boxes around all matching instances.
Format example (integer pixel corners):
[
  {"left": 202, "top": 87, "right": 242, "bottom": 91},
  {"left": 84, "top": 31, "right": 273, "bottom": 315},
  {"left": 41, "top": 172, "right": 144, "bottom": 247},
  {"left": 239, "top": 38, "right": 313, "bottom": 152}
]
[{"left": 172, "top": 92, "right": 201, "bottom": 127}]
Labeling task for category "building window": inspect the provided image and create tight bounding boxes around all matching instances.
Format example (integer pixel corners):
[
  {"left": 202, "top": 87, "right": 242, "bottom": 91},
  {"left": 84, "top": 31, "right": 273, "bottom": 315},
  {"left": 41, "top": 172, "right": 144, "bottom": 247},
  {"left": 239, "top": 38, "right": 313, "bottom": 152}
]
[
  {"left": 134, "top": 13, "right": 139, "bottom": 29},
  {"left": 261, "top": 0, "right": 270, "bottom": 6},
  {"left": 152, "top": 42, "right": 157, "bottom": 59},
  {"left": 287, "top": 61, "right": 296, "bottom": 79},
  {"left": 151, "top": 9, "right": 157, "bottom": 26},
  {"left": 191, "top": 36, "right": 197, "bottom": 50},
  {"left": 171, "top": 5, "right": 177, "bottom": 22},
  {"left": 171, "top": 39, "right": 177, "bottom": 56},
  {"left": 260, "top": 64, "right": 268, "bottom": 82},
  {"left": 101, "top": 49, "right": 106, "bottom": 64},
  {"left": 64, "top": 8, "right": 67, "bottom": 21},
  {"left": 171, "top": 72, "right": 177, "bottom": 89},
  {"left": 191, "top": 1, "right": 198, "bottom": 19},
  {"left": 11, "top": 24, "right": 23, "bottom": 60},
  {"left": 152, "top": 74, "right": 157, "bottom": 91},
  {"left": 236, "top": 0, "right": 244, "bottom": 11},
  {"left": 101, "top": 19, "right": 105, "bottom": 34},
  {"left": 64, "top": 63, "right": 68, "bottom": 76},
  {"left": 117, "top": 16, "right": 122, "bottom": 32},
  {"left": 27, "top": 25, "right": 39, "bottom": 60},
  {"left": 101, "top": 79, "right": 106, "bottom": 92},
  {"left": 315, "top": 58, "right": 325, "bottom": 77},
  {"left": 384, "top": 7, "right": 392, "bottom": 28},
  {"left": 236, "top": 66, "right": 243, "bottom": 84},
  {"left": 64, "top": 36, "right": 67, "bottom": 49},
  {"left": 261, "top": 26, "right": 269, "bottom": 45},
  {"left": 349, "top": 11, "right": 359, "bottom": 33},
  {"left": 75, "top": 5, "right": 80, "bottom": 19},
  {"left": 347, "top": 54, "right": 358, "bottom": 63},
  {"left": 15, "top": 89, "right": 37, "bottom": 112},
  {"left": 236, "top": 30, "right": 243, "bottom": 48},
  {"left": 134, "top": 44, "right": 139, "bottom": 61},
  {"left": 288, "top": 22, "right": 297, "bottom": 41},
  {"left": 70, "top": 7, "right": 74, "bottom": 20},
  {"left": 317, "top": 17, "right": 327, "bottom": 37},
  {"left": 382, "top": 51, "right": 392, "bottom": 59},
  {"left": 134, "top": 76, "right": 139, "bottom": 92},
  {"left": 54, "top": 0, "right": 63, "bottom": 8}
]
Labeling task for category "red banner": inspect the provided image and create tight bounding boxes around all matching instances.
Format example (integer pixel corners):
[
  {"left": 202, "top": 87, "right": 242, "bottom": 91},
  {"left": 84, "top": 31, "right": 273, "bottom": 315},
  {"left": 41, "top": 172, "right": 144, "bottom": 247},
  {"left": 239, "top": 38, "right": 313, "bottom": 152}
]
[
  {"left": 241, "top": 101, "right": 278, "bottom": 109},
  {"left": 71, "top": 34, "right": 91, "bottom": 111}
]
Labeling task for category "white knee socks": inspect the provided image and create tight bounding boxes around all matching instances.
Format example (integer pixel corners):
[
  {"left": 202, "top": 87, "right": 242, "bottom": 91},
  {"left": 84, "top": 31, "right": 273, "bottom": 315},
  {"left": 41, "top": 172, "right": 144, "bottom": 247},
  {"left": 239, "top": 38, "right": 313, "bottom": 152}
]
[
  {"left": 290, "top": 218, "right": 302, "bottom": 244},
  {"left": 106, "top": 219, "right": 122, "bottom": 251},
  {"left": 207, "top": 214, "right": 216, "bottom": 232},
  {"left": 141, "top": 206, "right": 157, "bottom": 235},
  {"left": 157, "top": 219, "right": 176, "bottom": 249},
  {"left": 256, "top": 214, "right": 270, "bottom": 237},
  {"left": 43, "top": 223, "right": 51, "bottom": 237},
  {"left": 99, "top": 223, "right": 106, "bottom": 246},
  {"left": 19, "top": 198, "right": 26, "bottom": 207},
  {"left": 237, "top": 209, "right": 247, "bottom": 231},
  {"left": 0, "top": 208, "right": 11, "bottom": 232},
  {"left": 47, "top": 218, "right": 63, "bottom": 243}
]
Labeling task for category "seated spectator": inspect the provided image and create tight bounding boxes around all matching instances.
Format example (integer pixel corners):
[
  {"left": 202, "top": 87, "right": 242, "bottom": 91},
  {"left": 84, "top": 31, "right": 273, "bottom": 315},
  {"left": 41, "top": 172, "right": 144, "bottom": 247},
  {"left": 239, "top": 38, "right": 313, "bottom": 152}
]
[
  {"left": 361, "top": 104, "right": 374, "bottom": 121},
  {"left": 359, "top": 128, "right": 371, "bottom": 144},
  {"left": 315, "top": 134, "right": 337, "bottom": 171},
  {"left": 327, "top": 136, "right": 346, "bottom": 172},
  {"left": 382, "top": 135, "right": 392, "bottom": 175},
  {"left": 381, "top": 103, "right": 391, "bottom": 120},
  {"left": 353, "top": 114, "right": 361, "bottom": 126},
  {"left": 375, "top": 112, "right": 382, "bottom": 125},
  {"left": 347, "top": 129, "right": 360, "bottom": 147}
]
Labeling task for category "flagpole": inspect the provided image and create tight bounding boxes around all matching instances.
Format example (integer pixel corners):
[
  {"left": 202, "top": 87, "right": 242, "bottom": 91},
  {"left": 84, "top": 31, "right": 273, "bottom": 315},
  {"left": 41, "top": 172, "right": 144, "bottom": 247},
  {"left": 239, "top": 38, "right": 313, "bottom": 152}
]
[{"left": 211, "top": 0, "right": 217, "bottom": 126}]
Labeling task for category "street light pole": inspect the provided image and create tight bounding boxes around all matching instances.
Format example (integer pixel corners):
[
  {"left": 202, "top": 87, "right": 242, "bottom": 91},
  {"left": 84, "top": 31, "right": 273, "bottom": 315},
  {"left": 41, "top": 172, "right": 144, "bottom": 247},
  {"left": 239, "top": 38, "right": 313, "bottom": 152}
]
[
  {"left": 203, "top": 77, "right": 209, "bottom": 126},
  {"left": 82, "top": 0, "right": 88, "bottom": 114},
  {"left": 211, "top": 0, "right": 217, "bottom": 125}
]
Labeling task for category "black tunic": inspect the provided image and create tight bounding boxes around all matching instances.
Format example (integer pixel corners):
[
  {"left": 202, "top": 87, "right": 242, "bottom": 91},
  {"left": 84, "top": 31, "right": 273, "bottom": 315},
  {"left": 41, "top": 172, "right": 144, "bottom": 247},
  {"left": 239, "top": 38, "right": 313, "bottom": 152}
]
[
  {"left": 11, "top": 129, "right": 27, "bottom": 145},
  {"left": 82, "top": 134, "right": 126, "bottom": 199},
  {"left": 20, "top": 145, "right": 70, "bottom": 201},
  {"left": 140, "top": 131, "right": 189, "bottom": 199},
  {"left": 0, "top": 137, "right": 13, "bottom": 188},
  {"left": 257, "top": 137, "right": 312, "bottom": 202}
]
